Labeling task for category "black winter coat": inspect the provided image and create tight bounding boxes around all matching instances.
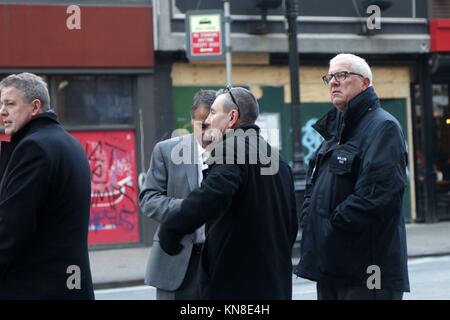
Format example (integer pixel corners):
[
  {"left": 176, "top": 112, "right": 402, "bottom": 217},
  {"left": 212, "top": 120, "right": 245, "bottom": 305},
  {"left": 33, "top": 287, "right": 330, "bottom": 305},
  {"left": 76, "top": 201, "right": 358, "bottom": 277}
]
[
  {"left": 0, "top": 112, "right": 94, "bottom": 299},
  {"left": 159, "top": 124, "right": 298, "bottom": 299},
  {"left": 295, "top": 87, "right": 410, "bottom": 292}
]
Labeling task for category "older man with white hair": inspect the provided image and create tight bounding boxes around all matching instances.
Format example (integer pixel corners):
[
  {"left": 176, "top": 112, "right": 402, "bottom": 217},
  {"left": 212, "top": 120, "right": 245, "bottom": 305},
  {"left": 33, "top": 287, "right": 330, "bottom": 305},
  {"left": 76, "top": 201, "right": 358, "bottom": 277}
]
[{"left": 295, "top": 53, "right": 410, "bottom": 300}]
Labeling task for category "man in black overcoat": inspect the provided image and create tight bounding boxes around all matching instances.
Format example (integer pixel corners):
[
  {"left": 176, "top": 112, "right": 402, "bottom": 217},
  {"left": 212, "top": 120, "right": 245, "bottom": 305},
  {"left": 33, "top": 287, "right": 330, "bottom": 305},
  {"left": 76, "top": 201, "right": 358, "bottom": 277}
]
[
  {"left": 0, "top": 73, "right": 94, "bottom": 299},
  {"left": 158, "top": 86, "right": 298, "bottom": 300}
]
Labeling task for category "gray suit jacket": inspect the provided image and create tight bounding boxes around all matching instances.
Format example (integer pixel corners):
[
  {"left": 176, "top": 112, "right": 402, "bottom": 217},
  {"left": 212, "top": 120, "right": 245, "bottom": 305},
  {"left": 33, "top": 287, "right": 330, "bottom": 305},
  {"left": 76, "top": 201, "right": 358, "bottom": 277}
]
[{"left": 139, "top": 134, "right": 200, "bottom": 291}]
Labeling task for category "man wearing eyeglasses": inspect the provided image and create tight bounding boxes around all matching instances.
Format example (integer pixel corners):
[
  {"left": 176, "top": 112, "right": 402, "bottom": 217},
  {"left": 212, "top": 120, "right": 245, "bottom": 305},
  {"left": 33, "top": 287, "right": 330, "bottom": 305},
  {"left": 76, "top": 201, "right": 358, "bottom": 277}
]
[
  {"left": 295, "top": 53, "right": 410, "bottom": 300},
  {"left": 139, "top": 89, "right": 216, "bottom": 300},
  {"left": 157, "top": 87, "right": 298, "bottom": 299}
]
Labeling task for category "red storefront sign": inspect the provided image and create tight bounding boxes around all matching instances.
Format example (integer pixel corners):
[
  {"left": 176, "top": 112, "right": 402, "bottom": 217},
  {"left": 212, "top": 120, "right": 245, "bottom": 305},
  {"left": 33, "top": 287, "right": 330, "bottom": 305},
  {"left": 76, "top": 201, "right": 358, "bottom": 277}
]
[
  {"left": 71, "top": 130, "right": 140, "bottom": 245},
  {"left": 430, "top": 19, "right": 450, "bottom": 52},
  {"left": 0, "top": 4, "right": 154, "bottom": 68}
]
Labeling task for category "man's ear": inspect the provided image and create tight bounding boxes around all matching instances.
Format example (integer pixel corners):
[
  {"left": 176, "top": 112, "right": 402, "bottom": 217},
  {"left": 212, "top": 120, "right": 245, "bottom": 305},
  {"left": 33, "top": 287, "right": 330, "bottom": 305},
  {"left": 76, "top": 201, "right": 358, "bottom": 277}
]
[
  {"left": 228, "top": 109, "right": 240, "bottom": 128},
  {"left": 363, "top": 77, "right": 371, "bottom": 90},
  {"left": 31, "top": 99, "right": 42, "bottom": 115}
]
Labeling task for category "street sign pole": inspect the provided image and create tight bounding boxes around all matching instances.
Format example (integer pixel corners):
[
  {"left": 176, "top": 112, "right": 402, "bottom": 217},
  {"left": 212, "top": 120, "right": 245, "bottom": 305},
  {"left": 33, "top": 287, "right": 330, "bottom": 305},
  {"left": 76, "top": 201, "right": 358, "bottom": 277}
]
[
  {"left": 285, "top": 0, "right": 307, "bottom": 234},
  {"left": 223, "top": 0, "right": 232, "bottom": 86}
]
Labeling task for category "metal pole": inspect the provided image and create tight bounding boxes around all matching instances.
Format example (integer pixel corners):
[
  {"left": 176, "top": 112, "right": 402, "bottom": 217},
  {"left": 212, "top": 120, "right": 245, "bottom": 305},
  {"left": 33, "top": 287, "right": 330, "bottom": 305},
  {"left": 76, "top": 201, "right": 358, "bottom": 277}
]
[
  {"left": 419, "top": 54, "right": 438, "bottom": 222},
  {"left": 223, "top": 0, "right": 232, "bottom": 85},
  {"left": 285, "top": 0, "right": 306, "bottom": 184},
  {"left": 285, "top": 0, "right": 307, "bottom": 257}
]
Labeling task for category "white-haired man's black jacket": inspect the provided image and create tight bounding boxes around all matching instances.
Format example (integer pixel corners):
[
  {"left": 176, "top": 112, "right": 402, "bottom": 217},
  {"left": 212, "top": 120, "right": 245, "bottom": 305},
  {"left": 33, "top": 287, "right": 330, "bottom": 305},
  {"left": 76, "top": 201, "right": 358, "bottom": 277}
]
[{"left": 295, "top": 86, "right": 410, "bottom": 293}]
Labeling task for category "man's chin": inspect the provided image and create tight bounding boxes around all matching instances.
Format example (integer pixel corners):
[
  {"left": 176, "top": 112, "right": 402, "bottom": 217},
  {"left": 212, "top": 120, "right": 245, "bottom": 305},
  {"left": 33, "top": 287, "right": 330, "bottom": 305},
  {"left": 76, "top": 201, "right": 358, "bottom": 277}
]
[
  {"left": 203, "top": 128, "right": 224, "bottom": 145},
  {"left": 332, "top": 97, "right": 343, "bottom": 105},
  {"left": 201, "top": 140, "right": 211, "bottom": 148},
  {"left": 332, "top": 100, "right": 346, "bottom": 111}
]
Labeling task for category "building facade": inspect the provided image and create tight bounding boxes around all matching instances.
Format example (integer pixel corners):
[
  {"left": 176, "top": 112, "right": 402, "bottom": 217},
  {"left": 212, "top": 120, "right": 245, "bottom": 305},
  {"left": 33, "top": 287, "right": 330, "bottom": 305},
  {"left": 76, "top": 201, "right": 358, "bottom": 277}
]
[
  {"left": 153, "top": 0, "right": 449, "bottom": 223},
  {"left": 0, "top": 0, "right": 159, "bottom": 247},
  {"left": 0, "top": 0, "right": 448, "bottom": 249}
]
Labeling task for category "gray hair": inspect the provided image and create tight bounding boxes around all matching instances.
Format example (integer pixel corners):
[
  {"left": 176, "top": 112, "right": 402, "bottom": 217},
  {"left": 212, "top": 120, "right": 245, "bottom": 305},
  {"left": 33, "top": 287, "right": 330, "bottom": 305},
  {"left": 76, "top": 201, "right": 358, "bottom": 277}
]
[
  {"left": 191, "top": 89, "right": 216, "bottom": 118},
  {"left": 0, "top": 72, "right": 52, "bottom": 111},
  {"left": 217, "top": 87, "right": 259, "bottom": 125},
  {"left": 330, "top": 53, "right": 373, "bottom": 85}
]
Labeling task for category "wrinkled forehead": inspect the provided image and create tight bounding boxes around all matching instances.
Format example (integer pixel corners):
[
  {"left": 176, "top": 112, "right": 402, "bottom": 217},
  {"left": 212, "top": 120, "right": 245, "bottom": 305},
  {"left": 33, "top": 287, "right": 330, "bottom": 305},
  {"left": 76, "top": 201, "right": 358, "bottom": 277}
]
[{"left": 0, "top": 86, "right": 22, "bottom": 101}]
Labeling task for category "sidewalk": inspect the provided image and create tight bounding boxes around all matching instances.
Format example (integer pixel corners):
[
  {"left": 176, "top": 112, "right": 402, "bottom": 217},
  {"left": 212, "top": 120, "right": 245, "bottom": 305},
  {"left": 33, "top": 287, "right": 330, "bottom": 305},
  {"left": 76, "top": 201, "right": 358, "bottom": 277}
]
[
  {"left": 89, "top": 221, "right": 450, "bottom": 289},
  {"left": 405, "top": 221, "right": 450, "bottom": 258}
]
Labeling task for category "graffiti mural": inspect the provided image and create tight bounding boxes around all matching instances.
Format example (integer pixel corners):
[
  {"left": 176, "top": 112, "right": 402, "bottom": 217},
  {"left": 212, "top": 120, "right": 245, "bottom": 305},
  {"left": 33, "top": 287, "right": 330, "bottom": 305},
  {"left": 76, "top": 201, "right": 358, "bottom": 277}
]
[
  {"left": 71, "top": 130, "right": 140, "bottom": 245},
  {"left": 302, "top": 118, "right": 323, "bottom": 164}
]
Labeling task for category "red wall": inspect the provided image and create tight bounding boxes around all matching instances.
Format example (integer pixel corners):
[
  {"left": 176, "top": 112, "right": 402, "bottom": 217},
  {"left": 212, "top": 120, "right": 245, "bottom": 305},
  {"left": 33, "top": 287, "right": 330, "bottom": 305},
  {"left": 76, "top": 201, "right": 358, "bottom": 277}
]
[
  {"left": 430, "top": 19, "right": 450, "bottom": 53},
  {"left": 71, "top": 130, "right": 140, "bottom": 245},
  {"left": 0, "top": 4, "right": 154, "bottom": 68}
]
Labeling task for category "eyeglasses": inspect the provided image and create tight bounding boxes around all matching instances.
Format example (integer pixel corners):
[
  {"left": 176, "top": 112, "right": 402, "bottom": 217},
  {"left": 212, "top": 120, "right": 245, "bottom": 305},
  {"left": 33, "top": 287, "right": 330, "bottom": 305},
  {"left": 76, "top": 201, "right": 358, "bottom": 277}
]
[
  {"left": 322, "top": 71, "right": 364, "bottom": 85},
  {"left": 224, "top": 85, "right": 241, "bottom": 116}
]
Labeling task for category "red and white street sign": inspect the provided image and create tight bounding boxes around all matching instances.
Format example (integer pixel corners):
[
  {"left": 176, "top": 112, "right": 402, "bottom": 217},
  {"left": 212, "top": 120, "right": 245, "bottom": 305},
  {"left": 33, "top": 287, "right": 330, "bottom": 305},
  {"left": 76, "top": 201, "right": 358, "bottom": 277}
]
[
  {"left": 191, "top": 31, "right": 222, "bottom": 55},
  {"left": 186, "top": 11, "right": 224, "bottom": 60}
]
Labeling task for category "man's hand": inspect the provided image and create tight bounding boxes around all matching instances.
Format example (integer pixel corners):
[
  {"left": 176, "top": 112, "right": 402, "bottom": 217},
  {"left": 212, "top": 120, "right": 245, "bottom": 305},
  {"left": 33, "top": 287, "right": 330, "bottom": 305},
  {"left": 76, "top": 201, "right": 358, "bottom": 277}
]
[{"left": 157, "top": 225, "right": 184, "bottom": 256}]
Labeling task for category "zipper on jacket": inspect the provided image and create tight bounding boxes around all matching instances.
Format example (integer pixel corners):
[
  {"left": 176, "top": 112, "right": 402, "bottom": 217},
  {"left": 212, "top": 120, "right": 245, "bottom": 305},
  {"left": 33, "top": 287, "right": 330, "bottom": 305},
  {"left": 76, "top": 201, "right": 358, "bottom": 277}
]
[
  {"left": 310, "top": 154, "right": 322, "bottom": 183},
  {"left": 338, "top": 117, "right": 345, "bottom": 145},
  {"left": 311, "top": 164, "right": 317, "bottom": 180}
]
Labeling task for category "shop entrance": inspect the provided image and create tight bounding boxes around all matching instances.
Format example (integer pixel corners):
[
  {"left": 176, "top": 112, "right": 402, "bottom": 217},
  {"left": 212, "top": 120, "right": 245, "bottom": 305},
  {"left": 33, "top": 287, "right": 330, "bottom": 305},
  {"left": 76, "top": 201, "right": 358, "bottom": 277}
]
[{"left": 413, "top": 82, "right": 450, "bottom": 221}]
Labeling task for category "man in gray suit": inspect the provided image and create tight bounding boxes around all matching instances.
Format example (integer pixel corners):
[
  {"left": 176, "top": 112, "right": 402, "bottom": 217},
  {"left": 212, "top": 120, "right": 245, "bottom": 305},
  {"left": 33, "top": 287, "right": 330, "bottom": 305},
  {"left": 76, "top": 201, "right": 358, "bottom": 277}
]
[{"left": 139, "top": 90, "right": 216, "bottom": 300}]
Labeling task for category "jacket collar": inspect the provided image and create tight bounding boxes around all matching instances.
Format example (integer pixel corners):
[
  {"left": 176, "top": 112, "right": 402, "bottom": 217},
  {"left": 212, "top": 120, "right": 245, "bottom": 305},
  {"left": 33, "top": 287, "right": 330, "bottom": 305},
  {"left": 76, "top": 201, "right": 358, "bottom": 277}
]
[
  {"left": 313, "top": 86, "right": 379, "bottom": 140},
  {"left": 206, "top": 123, "right": 261, "bottom": 164},
  {"left": 234, "top": 123, "right": 260, "bottom": 133},
  {"left": 223, "top": 123, "right": 260, "bottom": 140},
  {"left": 10, "top": 111, "right": 59, "bottom": 145},
  {"left": 343, "top": 86, "right": 379, "bottom": 129},
  {"left": 312, "top": 107, "right": 339, "bottom": 140}
]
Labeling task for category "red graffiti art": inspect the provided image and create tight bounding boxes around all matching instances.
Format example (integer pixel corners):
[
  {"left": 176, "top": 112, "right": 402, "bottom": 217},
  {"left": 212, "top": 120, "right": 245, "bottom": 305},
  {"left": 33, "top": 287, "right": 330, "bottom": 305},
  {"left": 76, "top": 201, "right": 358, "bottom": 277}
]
[{"left": 71, "top": 130, "right": 140, "bottom": 245}]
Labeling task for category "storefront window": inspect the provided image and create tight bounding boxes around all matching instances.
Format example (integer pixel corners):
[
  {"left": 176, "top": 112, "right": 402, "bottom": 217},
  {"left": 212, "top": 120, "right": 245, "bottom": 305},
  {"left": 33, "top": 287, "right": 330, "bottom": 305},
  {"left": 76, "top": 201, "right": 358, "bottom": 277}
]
[
  {"left": 413, "top": 84, "right": 425, "bottom": 219},
  {"left": 52, "top": 75, "right": 134, "bottom": 127},
  {"left": 433, "top": 84, "right": 450, "bottom": 217},
  {"left": 413, "top": 83, "right": 450, "bottom": 220}
]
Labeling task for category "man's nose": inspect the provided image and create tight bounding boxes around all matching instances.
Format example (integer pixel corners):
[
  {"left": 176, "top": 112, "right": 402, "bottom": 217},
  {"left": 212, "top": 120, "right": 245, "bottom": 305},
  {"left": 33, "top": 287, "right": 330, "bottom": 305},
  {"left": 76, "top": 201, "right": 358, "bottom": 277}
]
[
  {"left": 0, "top": 104, "right": 7, "bottom": 115},
  {"left": 205, "top": 115, "right": 212, "bottom": 126},
  {"left": 329, "top": 76, "right": 340, "bottom": 86}
]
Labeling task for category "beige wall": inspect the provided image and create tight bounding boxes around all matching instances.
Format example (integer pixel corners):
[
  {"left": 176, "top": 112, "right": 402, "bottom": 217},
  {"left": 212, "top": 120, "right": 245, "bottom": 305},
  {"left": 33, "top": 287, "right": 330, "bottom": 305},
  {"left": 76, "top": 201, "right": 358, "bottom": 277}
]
[{"left": 172, "top": 63, "right": 411, "bottom": 102}]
